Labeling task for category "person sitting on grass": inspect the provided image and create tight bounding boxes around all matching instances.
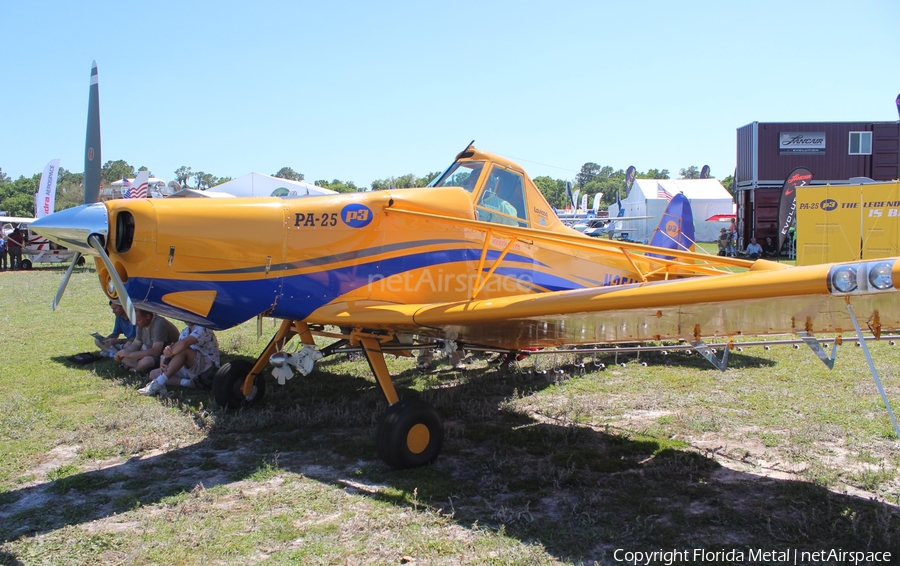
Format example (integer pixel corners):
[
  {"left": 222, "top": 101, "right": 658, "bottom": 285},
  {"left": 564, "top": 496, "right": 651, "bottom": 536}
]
[
  {"left": 744, "top": 237, "right": 763, "bottom": 260},
  {"left": 95, "top": 299, "right": 136, "bottom": 357},
  {"left": 762, "top": 237, "right": 779, "bottom": 259},
  {"left": 138, "top": 323, "right": 220, "bottom": 396},
  {"left": 114, "top": 309, "right": 179, "bottom": 374}
]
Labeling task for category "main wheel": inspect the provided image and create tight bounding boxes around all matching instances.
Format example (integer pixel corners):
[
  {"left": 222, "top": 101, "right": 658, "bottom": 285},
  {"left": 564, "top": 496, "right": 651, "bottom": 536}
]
[
  {"left": 76, "top": 256, "right": 86, "bottom": 266},
  {"left": 213, "top": 360, "right": 266, "bottom": 409},
  {"left": 376, "top": 398, "right": 444, "bottom": 469},
  {"left": 21, "top": 258, "right": 32, "bottom": 270}
]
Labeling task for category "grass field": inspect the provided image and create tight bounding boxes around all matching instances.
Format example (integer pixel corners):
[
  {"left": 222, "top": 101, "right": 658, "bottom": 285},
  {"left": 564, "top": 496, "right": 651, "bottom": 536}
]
[{"left": 1, "top": 262, "right": 898, "bottom": 565}]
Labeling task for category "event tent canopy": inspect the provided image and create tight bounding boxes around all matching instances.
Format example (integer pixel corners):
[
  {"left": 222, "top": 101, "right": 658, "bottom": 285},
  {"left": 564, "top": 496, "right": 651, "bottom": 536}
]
[
  {"left": 212, "top": 173, "right": 336, "bottom": 197},
  {"left": 610, "top": 178, "right": 735, "bottom": 243}
]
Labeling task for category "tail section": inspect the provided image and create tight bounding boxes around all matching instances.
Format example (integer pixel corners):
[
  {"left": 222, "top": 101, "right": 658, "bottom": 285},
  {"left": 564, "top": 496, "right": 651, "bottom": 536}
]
[
  {"left": 123, "top": 171, "right": 150, "bottom": 199},
  {"left": 647, "top": 193, "right": 695, "bottom": 258}
]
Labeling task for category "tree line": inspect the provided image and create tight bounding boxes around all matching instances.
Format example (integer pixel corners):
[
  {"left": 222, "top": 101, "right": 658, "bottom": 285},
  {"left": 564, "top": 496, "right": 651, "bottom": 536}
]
[{"left": 0, "top": 160, "right": 732, "bottom": 218}]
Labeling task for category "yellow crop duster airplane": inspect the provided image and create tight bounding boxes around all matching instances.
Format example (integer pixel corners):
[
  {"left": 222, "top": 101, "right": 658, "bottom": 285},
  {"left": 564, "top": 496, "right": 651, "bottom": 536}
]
[{"left": 33, "top": 62, "right": 900, "bottom": 469}]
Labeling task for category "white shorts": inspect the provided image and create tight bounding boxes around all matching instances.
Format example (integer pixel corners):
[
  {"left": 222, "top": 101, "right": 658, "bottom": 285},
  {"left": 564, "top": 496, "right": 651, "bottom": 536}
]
[{"left": 173, "top": 350, "right": 216, "bottom": 381}]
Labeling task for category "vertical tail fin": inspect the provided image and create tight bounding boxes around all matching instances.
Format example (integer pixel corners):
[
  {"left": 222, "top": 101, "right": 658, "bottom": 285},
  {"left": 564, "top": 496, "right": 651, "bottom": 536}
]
[
  {"left": 124, "top": 171, "right": 150, "bottom": 199},
  {"left": 647, "top": 193, "right": 695, "bottom": 258}
]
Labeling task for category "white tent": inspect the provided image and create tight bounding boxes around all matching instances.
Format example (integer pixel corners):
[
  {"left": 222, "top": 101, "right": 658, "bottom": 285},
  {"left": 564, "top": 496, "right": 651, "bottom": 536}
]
[
  {"left": 212, "top": 173, "right": 336, "bottom": 197},
  {"left": 169, "top": 189, "right": 235, "bottom": 198},
  {"left": 619, "top": 179, "right": 734, "bottom": 243}
]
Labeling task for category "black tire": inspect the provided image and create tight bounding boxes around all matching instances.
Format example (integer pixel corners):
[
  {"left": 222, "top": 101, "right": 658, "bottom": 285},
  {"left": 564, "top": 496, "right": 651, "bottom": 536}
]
[
  {"left": 213, "top": 360, "right": 266, "bottom": 409},
  {"left": 76, "top": 256, "right": 86, "bottom": 266},
  {"left": 376, "top": 398, "right": 444, "bottom": 469},
  {"left": 21, "top": 259, "right": 32, "bottom": 270}
]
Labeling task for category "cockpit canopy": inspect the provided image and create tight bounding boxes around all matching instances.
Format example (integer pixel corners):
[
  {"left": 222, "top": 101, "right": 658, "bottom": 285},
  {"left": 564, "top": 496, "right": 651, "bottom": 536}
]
[{"left": 431, "top": 160, "right": 529, "bottom": 228}]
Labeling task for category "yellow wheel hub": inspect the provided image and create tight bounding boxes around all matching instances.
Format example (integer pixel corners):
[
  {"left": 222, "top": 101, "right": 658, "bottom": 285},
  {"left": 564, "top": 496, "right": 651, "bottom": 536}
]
[{"left": 406, "top": 424, "right": 431, "bottom": 454}]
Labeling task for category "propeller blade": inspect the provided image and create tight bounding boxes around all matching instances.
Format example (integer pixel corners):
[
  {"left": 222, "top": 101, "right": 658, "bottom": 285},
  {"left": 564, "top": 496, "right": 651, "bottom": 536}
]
[
  {"left": 83, "top": 61, "right": 102, "bottom": 205},
  {"left": 88, "top": 234, "right": 136, "bottom": 324},
  {"left": 51, "top": 252, "right": 82, "bottom": 311}
]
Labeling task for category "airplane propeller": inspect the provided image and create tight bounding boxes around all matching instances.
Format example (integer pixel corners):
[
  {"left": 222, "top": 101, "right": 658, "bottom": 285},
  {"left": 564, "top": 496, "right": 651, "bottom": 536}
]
[
  {"left": 43, "top": 61, "right": 138, "bottom": 323},
  {"left": 52, "top": 251, "right": 82, "bottom": 312},
  {"left": 88, "top": 233, "right": 136, "bottom": 323}
]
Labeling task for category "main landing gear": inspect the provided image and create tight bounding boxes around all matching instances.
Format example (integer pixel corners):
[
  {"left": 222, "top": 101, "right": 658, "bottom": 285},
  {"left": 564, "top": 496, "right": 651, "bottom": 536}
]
[
  {"left": 359, "top": 336, "right": 444, "bottom": 469},
  {"left": 213, "top": 359, "right": 266, "bottom": 409},
  {"left": 212, "top": 319, "right": 445, "bottom": 469}
]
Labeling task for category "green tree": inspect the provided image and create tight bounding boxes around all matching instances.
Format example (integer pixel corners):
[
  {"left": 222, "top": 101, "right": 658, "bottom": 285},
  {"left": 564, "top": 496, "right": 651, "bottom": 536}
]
[
  {"left": 193, "top": 172, "right": 222, "bottom": 190},
  {"left": 0, "top": 174, "right": 39, "bottom": 216},
  {"left": 273, "top": 167, "right": 304, "bottom": 181},
  {"left": 174, "top": 166, "right": 193, "bottom": 188},
  {"left": 419, "top": 171, "right": 441, "bottom": 186},
  {"left": 644, "top": 168, "right": 670, "bottom": 179},
  {"left": 101, "top": 160, "right": 135, "bottom": 187},
  {"left": 314, "top": 179, "right": 359, "bottom": 194},
  {"left": 720, "top": 173, "right": 735, "bottom": 197},
  {"left": 0, "top": 168, "right": 10, "bottom": 184},
  {"left": 533, "top": 176, "right": 569, "bottom": 209},
  {"left": 55, "top": 168, "right": 85, "bottom": 211},
  {"left": 576, "top": 162, "right": 601, "bottom": 188},
  {"left": 370, "top": 172, "right": 439, "bottom": 191},
  {"left": 679, "top": 166, "right": 700, "bottom": 179}
]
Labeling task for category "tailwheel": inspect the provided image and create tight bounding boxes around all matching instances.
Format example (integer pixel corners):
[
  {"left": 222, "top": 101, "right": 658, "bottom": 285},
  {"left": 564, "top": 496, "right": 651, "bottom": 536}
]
[
  {"left": 213, "top": 359, "right": 266, "bottom": 409},
  {"left": 377, "top": 398, "right": 444, "bottom": 469}
]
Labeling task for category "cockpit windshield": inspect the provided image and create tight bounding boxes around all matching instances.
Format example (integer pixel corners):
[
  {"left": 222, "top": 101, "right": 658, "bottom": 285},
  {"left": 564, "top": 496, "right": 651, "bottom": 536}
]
[{"left": 428, "top": 161, "right": 485, "bottom": 193}]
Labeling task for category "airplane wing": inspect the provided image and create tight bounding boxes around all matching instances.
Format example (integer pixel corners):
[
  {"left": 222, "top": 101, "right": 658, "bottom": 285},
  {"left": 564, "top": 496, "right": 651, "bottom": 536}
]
[
  {"left": 0, "top": 216, "right": 36, "bottom": 224},
  {"left": 606, "top": 215, "right": 653, "bottom": 222},
  {"left": 310, "top": 259, "right": 899, "bottom": 349}
]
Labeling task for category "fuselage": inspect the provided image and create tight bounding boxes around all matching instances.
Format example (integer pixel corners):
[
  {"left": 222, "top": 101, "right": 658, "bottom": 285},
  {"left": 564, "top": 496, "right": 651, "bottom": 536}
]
[{"left": 32, "top": 148, "right": 746, "bottom": 331}]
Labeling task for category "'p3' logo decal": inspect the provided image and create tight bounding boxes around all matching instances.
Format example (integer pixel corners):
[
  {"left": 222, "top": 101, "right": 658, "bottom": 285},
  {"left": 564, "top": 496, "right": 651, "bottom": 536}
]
[{"left": 341, "top": 204, "right": 374, "bottom": 228}]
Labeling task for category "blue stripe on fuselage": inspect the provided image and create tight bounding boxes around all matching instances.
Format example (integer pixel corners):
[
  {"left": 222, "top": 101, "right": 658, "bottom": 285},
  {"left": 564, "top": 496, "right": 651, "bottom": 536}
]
[{"left": 125, "top": 248, "right": 578, "bottom": 329}]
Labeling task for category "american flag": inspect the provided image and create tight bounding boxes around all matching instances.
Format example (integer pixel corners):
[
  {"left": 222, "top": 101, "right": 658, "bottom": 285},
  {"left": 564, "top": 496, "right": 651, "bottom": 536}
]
[
  {"left": 131, "top": 178, "right": 148, "bottom": 199},
  {"left": 657, "top": 182, "right": 673, "bottom": 202},
  {"left": 123, "top": 176, "right": 148, "bottom": 199}
]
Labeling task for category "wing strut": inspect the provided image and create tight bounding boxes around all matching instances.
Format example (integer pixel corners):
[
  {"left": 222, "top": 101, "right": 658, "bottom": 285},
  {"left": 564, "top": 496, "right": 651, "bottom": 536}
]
[
  {"left": 846, "top": 303, "right": 900, "bottom": 439},
  {"left": 472, "top": 229, "right": 520, "bottom": 300}
]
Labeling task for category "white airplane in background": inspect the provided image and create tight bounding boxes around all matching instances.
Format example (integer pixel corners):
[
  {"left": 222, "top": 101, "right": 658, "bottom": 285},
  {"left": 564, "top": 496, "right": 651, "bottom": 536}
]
[{"left": 1, "top": 216, "right": 85, "bottom": 269}]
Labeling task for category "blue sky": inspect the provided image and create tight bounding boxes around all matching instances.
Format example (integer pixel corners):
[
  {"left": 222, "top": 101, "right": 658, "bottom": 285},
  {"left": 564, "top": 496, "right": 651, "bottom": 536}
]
[{"left": 3, "top": 1, "right": 898, "bottom": 188}]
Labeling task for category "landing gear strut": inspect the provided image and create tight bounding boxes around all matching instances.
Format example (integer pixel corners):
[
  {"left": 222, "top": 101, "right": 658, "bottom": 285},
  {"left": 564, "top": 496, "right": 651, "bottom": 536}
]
[
  {"left": 220, "top": 320, "right": 446, "bottom": 469},
  {"left": 359, "top": 336, "right": 445, "bottom": 469}
]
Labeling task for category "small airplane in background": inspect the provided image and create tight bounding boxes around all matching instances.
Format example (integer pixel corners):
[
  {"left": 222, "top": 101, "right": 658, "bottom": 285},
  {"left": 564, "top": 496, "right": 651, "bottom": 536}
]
[
  {"left": 1, "top": 216, "right": 85, "bottom": 269},
  {"left": 30, "top": 61, "right": 900, "bottom": 470}
]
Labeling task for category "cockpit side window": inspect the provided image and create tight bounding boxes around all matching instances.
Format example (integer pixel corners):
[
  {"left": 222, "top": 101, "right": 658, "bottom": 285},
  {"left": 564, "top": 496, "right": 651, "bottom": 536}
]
[
  {"left": 476, "top": 167, "right": 528, "bottom": 227},
  {"left": 431, "top": 161, "right": 485, "bottom": 193}
]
